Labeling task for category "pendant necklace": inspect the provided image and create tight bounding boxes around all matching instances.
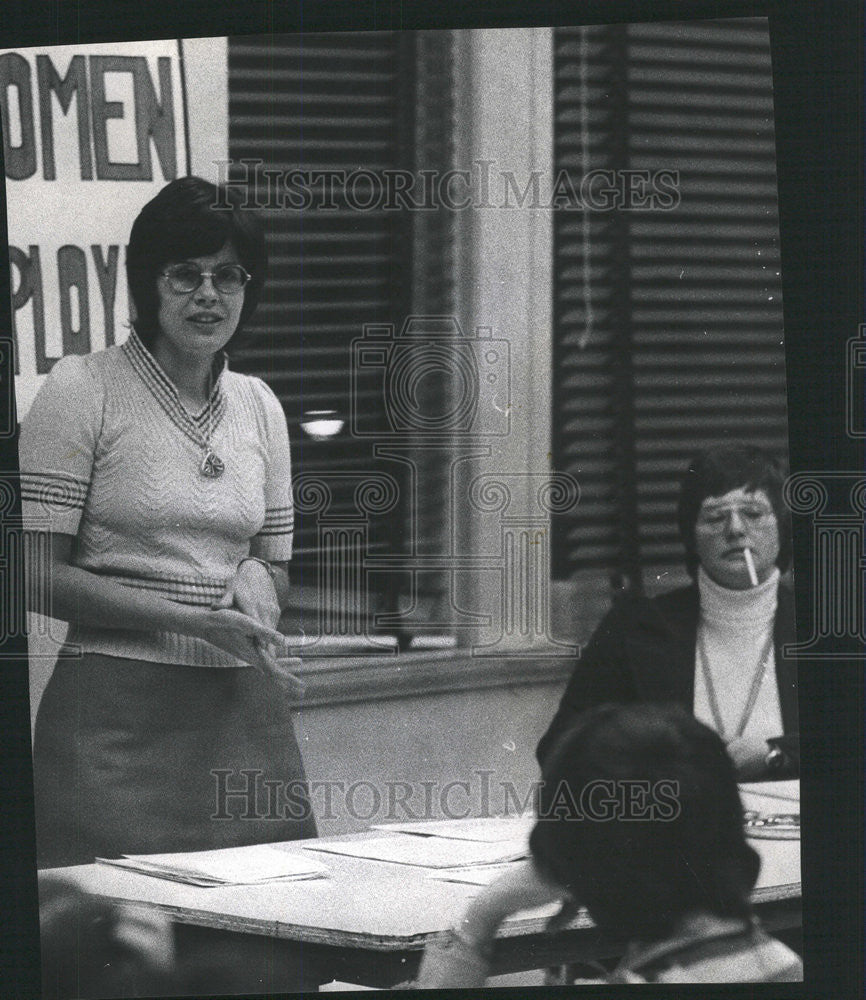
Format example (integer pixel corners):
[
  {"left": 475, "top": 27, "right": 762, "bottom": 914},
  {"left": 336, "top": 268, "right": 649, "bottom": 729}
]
[
  {"left": 123, "top": 327, "right": 226, "bottom": 479},
  {"left": 697, "top": 630, "right": 774, "bottom": 740},
  {"left": 200, "top": 447, "right": 224, "bottom": 479},
  {"left": 199, "top": 374, "right": 224, "bottom": 478}
]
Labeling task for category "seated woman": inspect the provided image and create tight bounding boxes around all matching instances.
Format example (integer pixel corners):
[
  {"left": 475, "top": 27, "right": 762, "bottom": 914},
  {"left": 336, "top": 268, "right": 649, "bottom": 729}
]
[
  {"left": 416, "top": 703, "right": 803, "bottom": 986},
  {"left": 538, "top": 443, "right": 798, "bottom": 780}
]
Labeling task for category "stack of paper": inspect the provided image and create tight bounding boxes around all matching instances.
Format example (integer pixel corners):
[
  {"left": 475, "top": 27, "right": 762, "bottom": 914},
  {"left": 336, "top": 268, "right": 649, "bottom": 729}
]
[
  {"left": 303, "top": 835, "right": 527, "bottom": 870},
  {"left": 427, "top": 861, "right": 523, "bottom": 886},
  {"left": 739, "top": 780, "right": 800, "bottom": 840},
  {"left": 372, "top": 814, "right": 535, "bottom": 844},
  {"left": 97, "top": 844, "right": 329, "bottom": 887}
]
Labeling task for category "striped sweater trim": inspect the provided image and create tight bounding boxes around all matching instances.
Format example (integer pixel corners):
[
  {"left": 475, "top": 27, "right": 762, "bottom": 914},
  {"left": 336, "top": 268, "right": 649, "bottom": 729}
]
[
  {"left": 262, "top": 509, "right": 294, "bottom": 527},
  {"left": 89, "top": 570, "right": 229, "bottom": 606},
  {"left": 66, "top": 625, "right": 246, "bottom": 668},
  {"left": 259, "top": 505, "right": 294, "bottom": 538},
  {"left": 122, "top": 329, "right": 228, "bottom": 450},
  {"left": 20, "top": 471, "right": 90, "bottom": 509}
]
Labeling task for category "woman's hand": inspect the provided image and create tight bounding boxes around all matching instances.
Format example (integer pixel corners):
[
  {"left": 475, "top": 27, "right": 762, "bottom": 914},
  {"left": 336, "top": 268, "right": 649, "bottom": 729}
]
[
  {"left": 210, "top": 561, "right": 304, "bottom": 696},
  {"left": 37, "top": 535, "right": 300, "bottom": 697},
  {"left": 193, "top": 607, "right": 304, "bottom": 696},
  {"left": 415, "top": 859, "right": 566, "bottom": 988},
  {"left": 462, "top": 857, "right": 567, "bottom": 937},
  {"left": 189, "top": 607, "right": 286, "bottom": 663},
  {"left": 213, "top": 558, "right": 280, "bottom": 630}
]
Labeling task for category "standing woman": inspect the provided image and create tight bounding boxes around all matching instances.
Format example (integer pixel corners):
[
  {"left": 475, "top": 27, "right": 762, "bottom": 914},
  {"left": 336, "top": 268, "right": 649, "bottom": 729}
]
[{"left": 21, "top": 177, "right": 316, "bottom": 869}]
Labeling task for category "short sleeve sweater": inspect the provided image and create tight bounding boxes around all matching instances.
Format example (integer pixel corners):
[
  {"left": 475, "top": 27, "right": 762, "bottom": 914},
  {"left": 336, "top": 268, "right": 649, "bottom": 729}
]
[{"left": 18, "top": 329, "right": 294, "bottom": 667}]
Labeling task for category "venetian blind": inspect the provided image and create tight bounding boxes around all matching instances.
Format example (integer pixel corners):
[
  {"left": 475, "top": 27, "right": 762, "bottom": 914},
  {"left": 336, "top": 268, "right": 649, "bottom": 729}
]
[
  {"left": 553, "top": 18, "right": 787, "bottom": 589},
  {"left": 226, "top": 31, "right": 412, "bottom": 579}
]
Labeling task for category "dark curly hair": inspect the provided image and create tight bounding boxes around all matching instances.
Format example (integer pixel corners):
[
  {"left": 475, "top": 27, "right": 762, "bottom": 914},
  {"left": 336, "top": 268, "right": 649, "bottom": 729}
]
[
  {"left": 126, "top": 176, "right": 267, "bottom": 352},
  {"left": 529, "top": 703, "right": 760, "bottom": 942},
  {"left": 676, "top": 443, "right": 791, "bottom": 578}
]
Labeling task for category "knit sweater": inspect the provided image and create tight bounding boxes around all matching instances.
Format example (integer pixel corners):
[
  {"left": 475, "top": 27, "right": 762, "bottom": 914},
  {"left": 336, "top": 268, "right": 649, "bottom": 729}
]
[
  {"left": 693, "top": 566, "right": 783, "bottom": 741},
  {"left": 19, "top": 330, "right": 294, "bottom": 667}
]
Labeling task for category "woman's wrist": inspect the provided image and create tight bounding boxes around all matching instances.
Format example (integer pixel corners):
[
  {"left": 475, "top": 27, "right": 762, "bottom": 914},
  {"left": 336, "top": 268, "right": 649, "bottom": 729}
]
[
  {"left": 238, "top": 556, "right": 290, "bottom": 611},
  {"left": 237, "top": 556, "right": 276, "bottom": 580},
  {"left": 445, "top": 921, "right": 495, "bottom": 961}
]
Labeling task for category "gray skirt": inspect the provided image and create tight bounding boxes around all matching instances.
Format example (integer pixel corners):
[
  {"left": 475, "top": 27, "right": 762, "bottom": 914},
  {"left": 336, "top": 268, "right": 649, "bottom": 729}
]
[{"left": 33, "top": 653, "right": 317, "bottom": 868}]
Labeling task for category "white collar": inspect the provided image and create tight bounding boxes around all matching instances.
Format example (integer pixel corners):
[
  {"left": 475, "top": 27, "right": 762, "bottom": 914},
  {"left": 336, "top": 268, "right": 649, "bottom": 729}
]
[
  {"left": 122, "top": 328, "right": 228, "bottom": 448},
  {"left": 698, "top": 565, "right": 779, "bottom": 629}
]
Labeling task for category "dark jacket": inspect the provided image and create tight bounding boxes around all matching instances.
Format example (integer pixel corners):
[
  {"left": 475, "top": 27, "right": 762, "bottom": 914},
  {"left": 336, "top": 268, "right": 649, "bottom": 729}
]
[{"left": 537, "top": 583, "right": 799, "bottom": 767}]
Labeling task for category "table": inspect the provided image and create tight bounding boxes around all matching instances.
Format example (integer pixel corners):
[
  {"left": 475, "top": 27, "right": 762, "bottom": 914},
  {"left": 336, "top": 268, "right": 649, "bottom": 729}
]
[{"left": 40, "top": 825, "right": 801, "bottom": 990}]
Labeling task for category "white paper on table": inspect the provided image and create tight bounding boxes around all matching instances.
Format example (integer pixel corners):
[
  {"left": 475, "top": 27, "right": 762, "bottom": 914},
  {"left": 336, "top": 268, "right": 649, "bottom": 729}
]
[
  {"left": 738, "top": 779, "right": 799, "bottom": 804},
  {"left": 303, "top": 835, "right": 528, "bottom": 869},
  {"left": 97, "top": 844, "right": 329, "bottom": 886},
  {"left": 426, "top": 861, "right": 524, "bottom": 886},
  {"left": 371, "top": 815, "right": 535, "bottom": 844}
]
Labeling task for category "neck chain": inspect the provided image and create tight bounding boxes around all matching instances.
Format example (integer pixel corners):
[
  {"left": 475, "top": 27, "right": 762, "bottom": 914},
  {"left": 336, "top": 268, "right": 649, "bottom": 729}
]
[
  {"left": 198, "top": 370, "right": 224, "bottom": 479},
  {"left": 697, "top": 630, "right": 774, "bottom": 740},
  {"left": 123, "top": 327, "right": 227, "bottom": 479}
]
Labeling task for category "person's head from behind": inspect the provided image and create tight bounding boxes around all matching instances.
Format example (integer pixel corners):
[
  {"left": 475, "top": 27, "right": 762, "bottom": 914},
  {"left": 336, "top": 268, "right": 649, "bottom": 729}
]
[
  {"left": 126, "top": 176, "right": 267, "bottom": 356},
  {"left": 677, "top": 442, "right": 791, "bottom": 590},
  {"left": 529, "top": 703, "right": 759, "bottom": 942}
]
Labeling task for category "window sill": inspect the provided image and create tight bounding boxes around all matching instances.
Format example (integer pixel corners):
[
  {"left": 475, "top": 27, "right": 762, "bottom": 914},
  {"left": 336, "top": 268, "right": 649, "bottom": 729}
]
[{"left": 284, "top": 646, "right": 575, "bottom": 708}]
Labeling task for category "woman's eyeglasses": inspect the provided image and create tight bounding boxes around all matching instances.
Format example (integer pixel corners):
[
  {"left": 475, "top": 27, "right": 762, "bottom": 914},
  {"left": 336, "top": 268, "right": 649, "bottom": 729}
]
[
  {"left": 695, "top": 505, "right": 776, "bottom": 532},
  {"left": 160, "top": 263, "right": 251, "bottom": 295}
]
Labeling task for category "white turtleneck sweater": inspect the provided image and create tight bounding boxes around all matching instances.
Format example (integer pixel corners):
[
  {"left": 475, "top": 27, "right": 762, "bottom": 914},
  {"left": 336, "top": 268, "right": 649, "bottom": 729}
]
[{"left": 693, "top": 566, "right": 783, "bottom": 741}]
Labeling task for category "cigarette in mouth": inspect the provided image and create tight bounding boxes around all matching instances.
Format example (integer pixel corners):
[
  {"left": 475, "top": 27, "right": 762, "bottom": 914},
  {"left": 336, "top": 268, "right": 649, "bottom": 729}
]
[{"left": 743, "top": 547, "right": 759, "bottom": 587}]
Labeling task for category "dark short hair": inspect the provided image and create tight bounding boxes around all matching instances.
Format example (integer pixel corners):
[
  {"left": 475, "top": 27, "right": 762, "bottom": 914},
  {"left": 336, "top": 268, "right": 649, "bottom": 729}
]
[
  {"left": 529, "top": 703, "right": 760, "bottom": 941},
  {"left": 126, "top": 176, "right": 267, "bottom": 352},
  {"left": 676, "top": 443, "right": 791, "bottom": 577}
]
